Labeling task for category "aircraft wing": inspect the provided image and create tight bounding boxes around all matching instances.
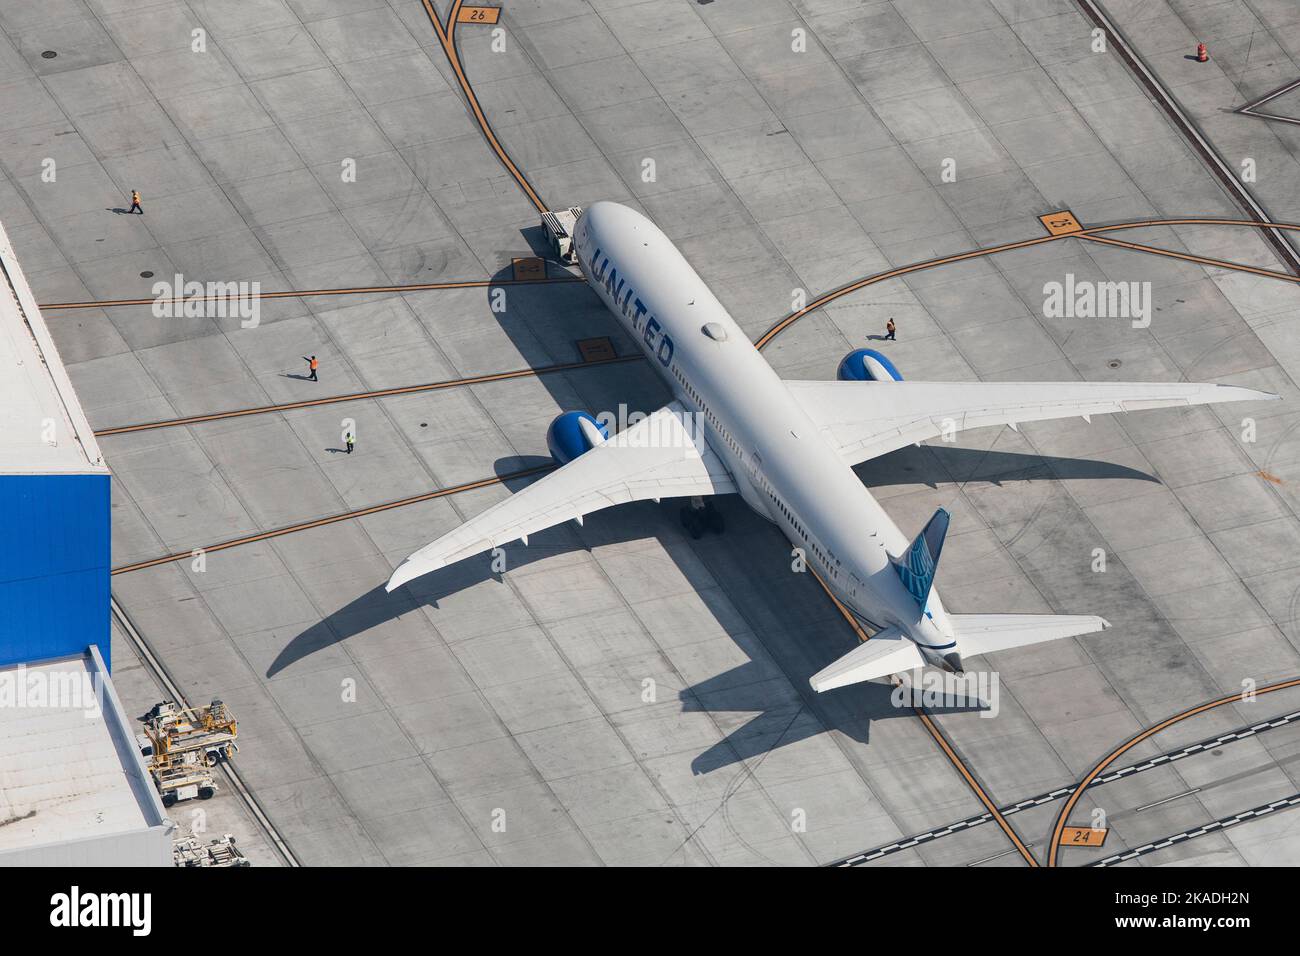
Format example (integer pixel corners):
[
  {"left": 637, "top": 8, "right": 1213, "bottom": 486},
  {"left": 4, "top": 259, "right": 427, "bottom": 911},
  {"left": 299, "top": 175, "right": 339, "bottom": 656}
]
[
  {"left": 786, "top": 380, "right": 1278, "bottom": 467},
  {"left": 387, "top": 402, "right": 735, "bottom": 590}
]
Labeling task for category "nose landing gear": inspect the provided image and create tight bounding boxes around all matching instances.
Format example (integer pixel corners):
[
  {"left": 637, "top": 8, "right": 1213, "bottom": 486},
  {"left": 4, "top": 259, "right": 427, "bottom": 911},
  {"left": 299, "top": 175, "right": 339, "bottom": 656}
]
[{"left": 679, "top": 496, "right": 724, "bottom": 538}]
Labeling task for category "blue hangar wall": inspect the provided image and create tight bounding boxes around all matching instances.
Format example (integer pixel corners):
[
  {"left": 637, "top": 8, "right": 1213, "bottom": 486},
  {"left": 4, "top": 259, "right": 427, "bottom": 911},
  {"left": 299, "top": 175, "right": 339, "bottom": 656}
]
[{"left": 0, "top": 474, "right": 111, "bottom": 671}]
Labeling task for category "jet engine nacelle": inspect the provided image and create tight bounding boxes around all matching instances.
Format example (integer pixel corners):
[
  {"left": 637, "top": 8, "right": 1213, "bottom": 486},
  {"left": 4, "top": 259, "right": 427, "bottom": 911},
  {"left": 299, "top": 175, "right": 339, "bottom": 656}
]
[
  {"left": 546, "top": 411, "right": 609, "bottom": 464},
  {"left": 838, "top": 348, "right": 903, "bottom": 382}
]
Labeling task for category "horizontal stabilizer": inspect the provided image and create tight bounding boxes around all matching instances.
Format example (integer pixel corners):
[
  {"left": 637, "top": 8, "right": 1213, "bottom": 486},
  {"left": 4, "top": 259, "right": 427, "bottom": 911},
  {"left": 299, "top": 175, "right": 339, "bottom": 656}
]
[
  {"left": 949, "top": 613, "right": 1109, "bottom": 658},
  {"left": 810, "top": 627, "right": 923, "bottom": 692}
]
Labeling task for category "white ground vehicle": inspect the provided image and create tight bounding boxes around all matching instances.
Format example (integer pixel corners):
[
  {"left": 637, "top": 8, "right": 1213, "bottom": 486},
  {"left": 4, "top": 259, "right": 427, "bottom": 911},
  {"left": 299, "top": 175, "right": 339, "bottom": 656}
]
[
  {"left": 152, "top": 753, "right": 218, "bottom": 807},
  {"left": 173, "top": 833, "right": 248, "bottom": 867},
  {"left": 540, "top": 207, "right": 583, "bottom": 264}
]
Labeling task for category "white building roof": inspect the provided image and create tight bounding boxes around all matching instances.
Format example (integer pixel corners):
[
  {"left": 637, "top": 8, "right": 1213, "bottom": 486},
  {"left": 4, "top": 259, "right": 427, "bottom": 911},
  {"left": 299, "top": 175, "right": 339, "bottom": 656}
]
[
  {"left": 0, "top": 217, "right": 106, "bottom": 475},
  {"left": 0, "top": 649, "right": 169, "bottom": 857}
]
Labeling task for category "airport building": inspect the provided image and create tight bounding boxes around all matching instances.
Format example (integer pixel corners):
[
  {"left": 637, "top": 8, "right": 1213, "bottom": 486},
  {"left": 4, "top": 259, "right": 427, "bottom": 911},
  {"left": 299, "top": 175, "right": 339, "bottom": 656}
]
[
  {"left": 1, "top": 218, "right": 109, "bottom": 669},
  {"left": 0, "top": 219, "right": 171, "bottom": 866}
]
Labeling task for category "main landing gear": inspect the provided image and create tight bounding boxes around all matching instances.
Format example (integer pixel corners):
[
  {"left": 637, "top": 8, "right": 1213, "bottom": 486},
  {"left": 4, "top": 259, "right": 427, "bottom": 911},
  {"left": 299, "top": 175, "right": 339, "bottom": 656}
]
[{"left": 679, "top": 496, "right": 724, "bottom": 539}]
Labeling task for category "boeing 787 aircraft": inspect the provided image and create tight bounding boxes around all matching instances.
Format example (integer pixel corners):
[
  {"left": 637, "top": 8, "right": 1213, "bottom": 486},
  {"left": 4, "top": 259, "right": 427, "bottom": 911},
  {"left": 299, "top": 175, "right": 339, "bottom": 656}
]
[{"left": 387, "top": 202, "right": 1276, "bottom": 691}]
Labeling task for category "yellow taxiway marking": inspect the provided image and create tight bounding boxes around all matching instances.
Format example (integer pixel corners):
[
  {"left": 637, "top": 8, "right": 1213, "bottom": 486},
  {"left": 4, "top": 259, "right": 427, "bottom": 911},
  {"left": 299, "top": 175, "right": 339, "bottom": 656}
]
[
  {"left": 1082, "top": 233, "right": 1300, "bottom": 285},
  {"left": 94, "top": 355, "right": 642, "bottom": 436},
  {"left": 422, "top": 0, "right": 546, "bottom": 213}
]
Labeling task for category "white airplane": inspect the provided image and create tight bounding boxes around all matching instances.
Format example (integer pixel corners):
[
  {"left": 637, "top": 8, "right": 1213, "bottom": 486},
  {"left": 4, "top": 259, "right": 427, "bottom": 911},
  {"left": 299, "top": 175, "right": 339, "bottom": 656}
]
[{"left": 387, "top": 201, "right": 1277, "bottom": 691}]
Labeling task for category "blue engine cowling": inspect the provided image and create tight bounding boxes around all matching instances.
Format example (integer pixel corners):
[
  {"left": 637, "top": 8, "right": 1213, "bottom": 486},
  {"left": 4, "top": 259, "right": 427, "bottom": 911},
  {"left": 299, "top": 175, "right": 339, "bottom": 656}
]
[
  {"left": 546, "top": 411, "right": 610, "bottom": 465},
  {"left": 837, "top": 348, "right": 903, "bottom": 382}
]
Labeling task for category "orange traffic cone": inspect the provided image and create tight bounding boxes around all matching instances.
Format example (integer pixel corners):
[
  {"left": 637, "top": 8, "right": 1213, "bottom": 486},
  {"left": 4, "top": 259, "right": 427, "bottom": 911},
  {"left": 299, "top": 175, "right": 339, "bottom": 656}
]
[{"left": 1196, "top": 42, "right": 1208, "bottom": 62}]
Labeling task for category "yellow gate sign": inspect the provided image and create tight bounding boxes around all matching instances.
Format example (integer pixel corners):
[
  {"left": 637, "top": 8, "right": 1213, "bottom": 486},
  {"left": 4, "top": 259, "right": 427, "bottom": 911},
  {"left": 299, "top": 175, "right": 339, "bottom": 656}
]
[
  {"left": 457, "top": 6, "right": 501, "bottom": 24},
  {"left": 1061, "top": 826, "right": 1108, "bottom": 847}
]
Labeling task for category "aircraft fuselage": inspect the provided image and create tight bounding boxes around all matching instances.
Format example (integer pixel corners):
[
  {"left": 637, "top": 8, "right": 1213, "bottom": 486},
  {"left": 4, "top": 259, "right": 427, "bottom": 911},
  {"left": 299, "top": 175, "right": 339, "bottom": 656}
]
[{"left": 573, "top": 201, "right": 957, "bottom": 663}]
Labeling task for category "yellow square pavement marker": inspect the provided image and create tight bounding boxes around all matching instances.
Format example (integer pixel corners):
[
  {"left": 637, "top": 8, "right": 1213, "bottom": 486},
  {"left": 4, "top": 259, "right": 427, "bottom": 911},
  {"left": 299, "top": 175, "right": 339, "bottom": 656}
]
[
  {"left": 577, "top": 337, "right": 616, "bottom": 363},
  {"left": 1039, "top": 210, "right": 1083, "bottom": 235},
  {"left": 512, "top": 257, "right": 545, "bottom": 281}
]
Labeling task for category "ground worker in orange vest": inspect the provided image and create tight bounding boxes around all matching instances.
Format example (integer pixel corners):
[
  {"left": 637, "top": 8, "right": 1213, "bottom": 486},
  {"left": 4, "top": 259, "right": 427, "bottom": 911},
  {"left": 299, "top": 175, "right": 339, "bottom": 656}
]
[
  {"left": 129, "top": 189, "right": 143, "bottom": 214},
  {"left": 304, "top": 354, "right": 318, "bottom": 382},
  {"left": 1197, "top": 42, "right": 1208, "bottom": 62},
  {"left": 885, "top": 317, "right": 896, "bottom": 341}
]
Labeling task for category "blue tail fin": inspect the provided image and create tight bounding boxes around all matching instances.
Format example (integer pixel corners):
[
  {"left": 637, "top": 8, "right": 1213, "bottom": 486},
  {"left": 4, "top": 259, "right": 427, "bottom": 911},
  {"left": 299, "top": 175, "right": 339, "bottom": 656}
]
[{"left": 893, "top": 508, "right": 950, "bottom": 611}]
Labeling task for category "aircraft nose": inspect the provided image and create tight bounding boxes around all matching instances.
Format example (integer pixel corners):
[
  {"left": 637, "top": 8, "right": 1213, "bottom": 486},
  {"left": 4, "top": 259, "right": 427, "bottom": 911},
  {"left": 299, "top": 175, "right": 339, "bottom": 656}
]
[{"left": 942, "top": 651, "right": 964, "bottom": 673}]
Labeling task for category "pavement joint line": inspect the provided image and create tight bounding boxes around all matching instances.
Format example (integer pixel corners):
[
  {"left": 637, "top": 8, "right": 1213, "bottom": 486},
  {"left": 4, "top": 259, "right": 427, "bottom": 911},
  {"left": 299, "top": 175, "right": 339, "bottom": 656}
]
[
  {"left": 1090, "top": 793, "right": 1300, "bottom": 866},
  {"left": 832, "top": 707, "right": 1300, "bottom": 866},
  {"left": 969, "top": 843, "right": 1035, "bottom": 867},
  {"left": 1134, "top": 788, "right": 1202, "bottom": 813}
]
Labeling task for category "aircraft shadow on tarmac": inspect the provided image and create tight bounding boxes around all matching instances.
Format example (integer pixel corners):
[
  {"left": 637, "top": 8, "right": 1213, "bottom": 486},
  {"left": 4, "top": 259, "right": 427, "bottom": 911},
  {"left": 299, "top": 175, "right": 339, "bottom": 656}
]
[
  {"left": 272, "top": 254, "right": 1158, "bottom": 768},
  {"left": 270, "top": 439, "right": 1156, "bottom": 771}
]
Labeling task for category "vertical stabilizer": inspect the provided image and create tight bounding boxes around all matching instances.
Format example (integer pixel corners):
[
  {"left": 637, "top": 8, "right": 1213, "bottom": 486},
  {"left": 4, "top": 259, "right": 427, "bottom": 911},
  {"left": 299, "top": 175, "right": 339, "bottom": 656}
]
[{"left": 893, "top": 508, "right": 949, "bottom": 612}]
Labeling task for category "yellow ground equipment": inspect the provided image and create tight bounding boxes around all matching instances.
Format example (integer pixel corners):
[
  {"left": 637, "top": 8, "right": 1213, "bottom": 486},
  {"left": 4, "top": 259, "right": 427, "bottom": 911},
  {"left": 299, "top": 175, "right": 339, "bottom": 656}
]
[{"left": 142, "top": 699, "right": 238, "bottom": 768}]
